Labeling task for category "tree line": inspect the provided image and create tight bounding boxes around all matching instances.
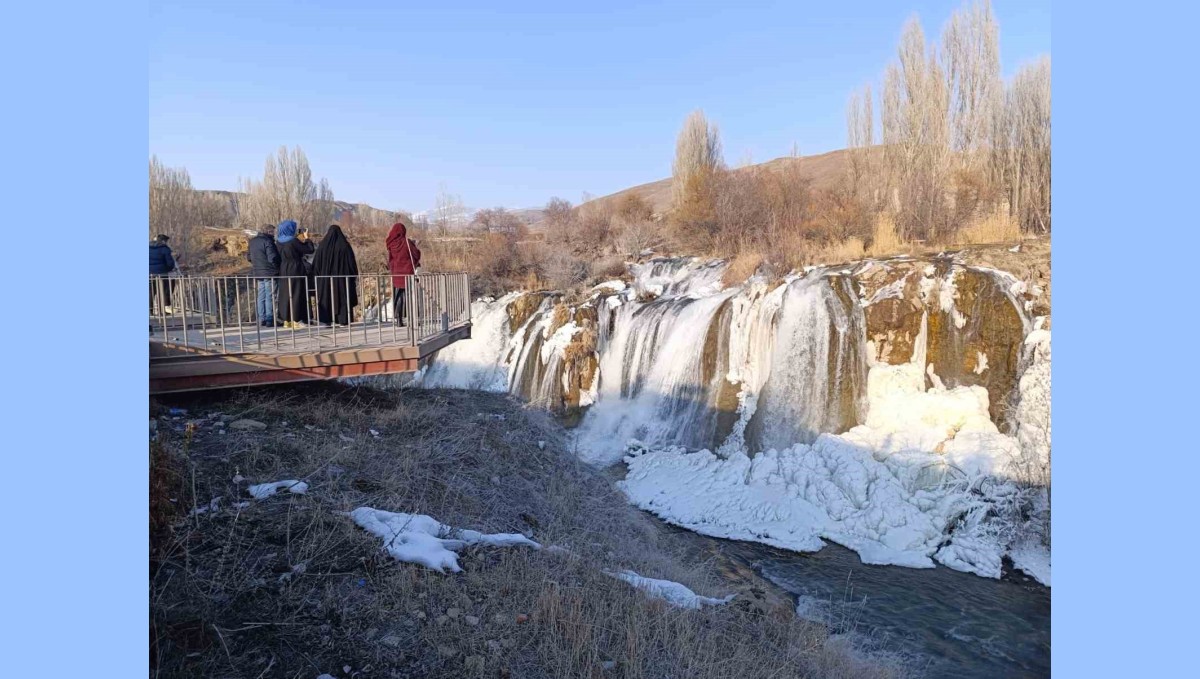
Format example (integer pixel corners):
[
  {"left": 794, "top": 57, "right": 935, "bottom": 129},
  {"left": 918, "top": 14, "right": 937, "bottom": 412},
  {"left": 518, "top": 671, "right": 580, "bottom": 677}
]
[
  {"left": 663, "top": 0, "right": 1049, "bottom": 279},
  {"left": 150, "top": 1, "right": 1048, "bottom": 292}
]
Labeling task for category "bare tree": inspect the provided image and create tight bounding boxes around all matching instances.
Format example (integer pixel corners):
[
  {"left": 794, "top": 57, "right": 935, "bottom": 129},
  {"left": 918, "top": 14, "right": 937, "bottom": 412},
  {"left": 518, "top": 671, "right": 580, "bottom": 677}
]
[
  {"left": 671, "top": 109, "right": 724, "bottom": 217},
  {"left": 193, "top": 192, "right": 235, "bottom": 230},
  {"left": 849, "top": 1, "right": 1049, "bottom": 242},
  {"left": 542, "top": 197, "right": 575, "bottom": 246},
  {"left": 942, "top": 0, "right": 1002, "bottom": 165},
  {"left": 433, "top": 184, "right": 466, "bottom": 236},
  {"left": 149, "top": 156, "right": 199, "bottom": 267},
  {"left": 237, "top": 146, "right": 336, "bottom": 233},
  {"left": 610, "top": 193, "right": 661, "bottom": 255},
  {"left": 880, "top": 17, "right": 951, "bottom": 240},
  {"left": 847, "top": 85, "right": 878, "bottom": 210},
  {"left": 997, "top": 56, "right": 1051, "bottom": 232},
  {"left": 471, "top": 207, "right": 523, "bottom": 234}
]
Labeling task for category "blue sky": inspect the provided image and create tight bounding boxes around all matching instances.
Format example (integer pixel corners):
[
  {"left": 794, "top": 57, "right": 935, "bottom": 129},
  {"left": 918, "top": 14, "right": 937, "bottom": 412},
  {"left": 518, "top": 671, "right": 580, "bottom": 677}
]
[{"left": 149, "top": 0, "right": 1050, "bottom": 213}]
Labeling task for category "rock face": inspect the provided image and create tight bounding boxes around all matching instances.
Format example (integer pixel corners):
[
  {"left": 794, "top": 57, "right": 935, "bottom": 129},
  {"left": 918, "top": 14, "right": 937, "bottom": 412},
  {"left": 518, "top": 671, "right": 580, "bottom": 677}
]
[
  {"left": 858, "top": 258, "right": 1036, "bottom": 428},
  {"left": 422, "top": 250, "right": 1048, "bottom": 454}
]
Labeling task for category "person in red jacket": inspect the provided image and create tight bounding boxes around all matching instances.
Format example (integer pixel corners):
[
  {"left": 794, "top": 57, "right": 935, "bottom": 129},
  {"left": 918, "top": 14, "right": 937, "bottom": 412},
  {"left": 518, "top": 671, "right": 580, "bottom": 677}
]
[{"left": 386, "top": 220, "right": 422, "bottom": 326}]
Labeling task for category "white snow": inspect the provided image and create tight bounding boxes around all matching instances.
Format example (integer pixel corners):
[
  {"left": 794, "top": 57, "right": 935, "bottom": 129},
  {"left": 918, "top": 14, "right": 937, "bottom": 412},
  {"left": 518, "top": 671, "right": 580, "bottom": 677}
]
[
  {"left": 1009, "top": 537, "right": 1051, "bottom": 586},
  {"left": 608, "top": 570, "right": 734, "bottom": 609},
  {"left": 1014, "top": 330, "right": 1051, "bottom": 485},
  {"left": 974, "top": 351, "right": 989, "bottom": 375},
  {"left": 248, "top": 480, "right": 309, "bottom": 499},
  {"left": 866, "top": 277, "right": 907, "bottom": 306},
  {"left": 592, "top": 280, "right": 627, "bottom": 293},
  {"left": 542, "top": 321, "right": 581, "bottom": 361},
  {"left": 350, "top": 507, "right": 540, "bottom": 573},
  {"left": 619, "top": 359, "right": 1031, "bottom": 579}
]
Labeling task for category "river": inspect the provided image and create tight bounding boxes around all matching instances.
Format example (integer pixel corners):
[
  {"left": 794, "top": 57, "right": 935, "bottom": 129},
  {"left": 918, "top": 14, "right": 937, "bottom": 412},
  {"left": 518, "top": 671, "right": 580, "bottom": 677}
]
[{"left": 715, "top": 537, "right": 1050, "bottom": 678}]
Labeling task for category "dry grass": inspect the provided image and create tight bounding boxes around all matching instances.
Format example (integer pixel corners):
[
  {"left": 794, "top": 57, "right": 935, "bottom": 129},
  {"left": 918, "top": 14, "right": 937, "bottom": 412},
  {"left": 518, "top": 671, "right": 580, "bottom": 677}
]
[
  {"left": 548, "top": 303, "right": 571, "bottom": 336},
  {"left": 954, "top": 212, "right": 1022, "bottom": 245},
  {"left": 813, "top": 237, "right": 867, "bottom": 265},
  {"left": 867, "top": 215, "right": 910, "bottom": 257},
  {"left": 150, "top": 385, "right": 908, "bottom": 679},
  {"left": 721, "top": 251, "right": 763, "bottom": 287}
]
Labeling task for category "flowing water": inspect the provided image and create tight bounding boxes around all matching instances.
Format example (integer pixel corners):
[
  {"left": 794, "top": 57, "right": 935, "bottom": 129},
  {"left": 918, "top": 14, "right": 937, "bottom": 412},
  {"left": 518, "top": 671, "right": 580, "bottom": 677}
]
[{"left": 720, "top": 538, "right": 1050, "bottom": 678}]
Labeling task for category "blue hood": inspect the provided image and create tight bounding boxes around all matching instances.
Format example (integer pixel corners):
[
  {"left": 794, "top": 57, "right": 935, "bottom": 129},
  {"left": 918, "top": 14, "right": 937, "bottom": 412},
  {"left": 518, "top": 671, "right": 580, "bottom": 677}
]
[{"left": 276, "top": 220, "right": 297, "bottom": 243}]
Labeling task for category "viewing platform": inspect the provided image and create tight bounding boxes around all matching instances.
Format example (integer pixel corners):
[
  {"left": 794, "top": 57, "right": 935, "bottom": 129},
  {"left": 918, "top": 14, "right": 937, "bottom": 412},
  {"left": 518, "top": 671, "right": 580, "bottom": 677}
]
[{"left": 149, "top": 272, "right": 471, "bottom": 393}]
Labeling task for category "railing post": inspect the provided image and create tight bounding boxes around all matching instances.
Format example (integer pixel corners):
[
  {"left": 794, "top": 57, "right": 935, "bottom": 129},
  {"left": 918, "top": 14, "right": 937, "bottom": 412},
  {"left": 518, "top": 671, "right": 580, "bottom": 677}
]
[
  {"left": 408, "top": 275, "right": 417, "bottom": 347},
  {"left": 439, "top": 274, "right": 449, "bottom": 333}
]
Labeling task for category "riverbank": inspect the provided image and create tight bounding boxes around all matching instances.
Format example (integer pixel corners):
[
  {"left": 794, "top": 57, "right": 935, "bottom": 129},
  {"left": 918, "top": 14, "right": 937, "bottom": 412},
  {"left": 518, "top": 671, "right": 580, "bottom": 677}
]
[{"left": 150, "top": 384, "right": 909, "bottom": 678}]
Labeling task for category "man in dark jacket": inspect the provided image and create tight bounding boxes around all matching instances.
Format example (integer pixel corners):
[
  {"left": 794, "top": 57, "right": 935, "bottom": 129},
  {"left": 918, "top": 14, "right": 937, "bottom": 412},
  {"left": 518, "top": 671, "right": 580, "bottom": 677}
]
[
  {"left": 247, "top": 224, "right": 281, "bottom": 326},
  {"left": 149, "top": 234, "right": 176, "bottom": 314}
]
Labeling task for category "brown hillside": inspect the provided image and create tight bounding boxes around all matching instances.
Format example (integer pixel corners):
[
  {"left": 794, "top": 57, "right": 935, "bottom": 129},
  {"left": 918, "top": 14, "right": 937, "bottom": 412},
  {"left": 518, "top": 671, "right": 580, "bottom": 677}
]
[{"left": 587, "top": 148, "right": 849, "bottom": 216}]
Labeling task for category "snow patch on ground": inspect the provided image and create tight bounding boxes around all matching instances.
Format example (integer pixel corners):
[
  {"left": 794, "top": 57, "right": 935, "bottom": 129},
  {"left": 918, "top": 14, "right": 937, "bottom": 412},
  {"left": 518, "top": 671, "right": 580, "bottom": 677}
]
[
  {"left": 350, "top": 507, "right": 540, "bottom": 573},
  {"left": 608, "top": 570, "right": 734, "bottom": 609},
  {"left": 248, "top": 480, "right": 309, "bottom": 499}
]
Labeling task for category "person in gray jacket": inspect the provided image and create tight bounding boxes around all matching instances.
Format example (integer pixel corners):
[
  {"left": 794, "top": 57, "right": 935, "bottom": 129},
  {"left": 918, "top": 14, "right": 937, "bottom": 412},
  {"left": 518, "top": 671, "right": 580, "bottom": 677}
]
[{"left": 247, "top": 223, "right": 281, "bottom": 326}]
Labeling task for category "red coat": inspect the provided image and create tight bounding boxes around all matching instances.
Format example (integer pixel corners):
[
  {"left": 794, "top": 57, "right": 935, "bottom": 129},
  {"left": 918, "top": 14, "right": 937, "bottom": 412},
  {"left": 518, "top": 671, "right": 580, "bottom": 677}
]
[{"left": 386, "top": 222, "right": 422, "bottom": 289}]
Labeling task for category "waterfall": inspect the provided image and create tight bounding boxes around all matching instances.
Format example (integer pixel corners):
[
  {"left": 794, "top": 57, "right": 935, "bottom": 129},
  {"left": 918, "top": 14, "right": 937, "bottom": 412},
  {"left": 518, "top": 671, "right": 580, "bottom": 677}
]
[
  {"left": 420, "top": 257, "right": 1040, "bottom": 469},
  {"left": 418, "top": 254, "right": 1050, "bottom": 582},
  {"left": 745, "top": 274, "right": 868, "bottom": 451},
  {"left": 575, "top": 288, "right": 739, "bottom": 463}
]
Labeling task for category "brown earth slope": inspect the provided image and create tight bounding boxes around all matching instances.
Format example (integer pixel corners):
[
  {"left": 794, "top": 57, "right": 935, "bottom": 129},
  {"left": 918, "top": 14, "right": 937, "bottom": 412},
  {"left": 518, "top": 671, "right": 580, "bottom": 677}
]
[{"left": 587, "top": 149, "right": 849, "bottom": 216}]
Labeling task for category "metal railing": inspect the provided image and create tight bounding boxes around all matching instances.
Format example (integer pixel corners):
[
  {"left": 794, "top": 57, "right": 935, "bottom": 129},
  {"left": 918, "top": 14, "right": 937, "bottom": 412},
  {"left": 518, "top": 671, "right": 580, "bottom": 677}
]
[{"left": 149, "top": 272, "right": 471, "bottom": 354}]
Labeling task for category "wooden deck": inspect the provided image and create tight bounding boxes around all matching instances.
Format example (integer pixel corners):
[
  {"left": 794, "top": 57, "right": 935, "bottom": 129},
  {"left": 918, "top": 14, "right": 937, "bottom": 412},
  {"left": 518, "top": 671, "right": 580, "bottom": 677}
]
[{"left": 149, "top": 321, "right": 471, "bottom": 393}]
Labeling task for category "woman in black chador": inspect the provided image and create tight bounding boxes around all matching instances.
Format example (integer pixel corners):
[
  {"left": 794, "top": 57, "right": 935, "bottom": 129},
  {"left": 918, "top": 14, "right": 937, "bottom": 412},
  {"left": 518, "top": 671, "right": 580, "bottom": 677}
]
[
  {"left": 312, "top": 224, "right": 359, "bottom": 326},
  {"left": 275, "top": 220, "right": 315, "bottom": 327}
]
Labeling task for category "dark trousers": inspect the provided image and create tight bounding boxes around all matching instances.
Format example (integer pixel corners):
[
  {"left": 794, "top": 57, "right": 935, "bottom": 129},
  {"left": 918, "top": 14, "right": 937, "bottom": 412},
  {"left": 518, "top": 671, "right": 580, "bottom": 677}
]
[
  {"left": 150, "top": 275, "right": 172, "bottom": 314},
  {"left": 392, "top": 287, "right": 407, "bottom": 326}
]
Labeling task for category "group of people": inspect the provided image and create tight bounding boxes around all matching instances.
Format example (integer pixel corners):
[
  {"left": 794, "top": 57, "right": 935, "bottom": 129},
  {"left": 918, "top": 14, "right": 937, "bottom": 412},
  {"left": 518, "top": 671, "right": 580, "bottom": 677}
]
[{"left": 246, "top": 220, "right": 421, "bottom": 328}]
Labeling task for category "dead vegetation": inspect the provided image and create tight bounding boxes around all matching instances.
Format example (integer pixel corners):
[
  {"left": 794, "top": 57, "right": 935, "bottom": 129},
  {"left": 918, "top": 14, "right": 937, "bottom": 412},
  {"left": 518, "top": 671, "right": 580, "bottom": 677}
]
[{"left": 150, "top": 385, "right": 908, "bottom": 679}]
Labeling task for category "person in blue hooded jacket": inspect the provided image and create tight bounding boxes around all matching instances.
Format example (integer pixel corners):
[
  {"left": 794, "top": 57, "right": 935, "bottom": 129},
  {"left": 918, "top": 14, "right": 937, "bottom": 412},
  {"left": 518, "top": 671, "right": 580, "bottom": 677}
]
[
  {"left": 149, "top": 234, "right": 177, "bottom": 314},
  {"left": 275, "top": 220, "right": 314, "bottom": 327}
]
